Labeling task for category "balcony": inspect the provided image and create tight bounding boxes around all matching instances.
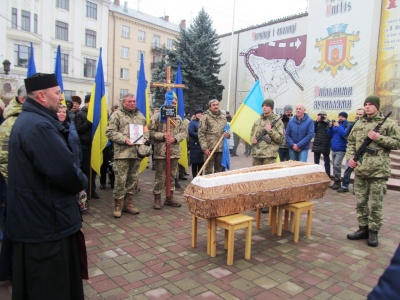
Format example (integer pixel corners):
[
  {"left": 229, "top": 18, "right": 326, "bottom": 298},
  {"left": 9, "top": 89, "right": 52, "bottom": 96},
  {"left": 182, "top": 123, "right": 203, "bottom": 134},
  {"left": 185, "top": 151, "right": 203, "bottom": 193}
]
[{"left": 151, "top": 43, "right": 163, "bottom": 52}]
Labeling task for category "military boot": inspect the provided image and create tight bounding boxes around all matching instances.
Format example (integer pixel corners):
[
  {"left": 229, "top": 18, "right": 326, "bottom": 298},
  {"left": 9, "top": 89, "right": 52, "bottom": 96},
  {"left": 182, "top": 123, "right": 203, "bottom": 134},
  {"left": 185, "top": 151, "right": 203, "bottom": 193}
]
[
  {"left": 154, "top": 194, "right": 161, "bottom": 210},
  {"left": 164, "top": 191, "right": 181, "bottom": 207},
  {"left": 330, "top": 181, "right": 341, "bottom": 190},
  {"left": 347, "top": 226, "right": 369, "bottom": 240},
  {"left": 175, "top": 178, "right": 181, "bottom": 188},
  {"left": 122, "top": 194, "right": 140, "bottom": 214},
  {"left": 367, "top": 230, "right": 379, "bottom": 247},
  {"left": 113, "top": 198, "right": 123, "bottom": 218}
]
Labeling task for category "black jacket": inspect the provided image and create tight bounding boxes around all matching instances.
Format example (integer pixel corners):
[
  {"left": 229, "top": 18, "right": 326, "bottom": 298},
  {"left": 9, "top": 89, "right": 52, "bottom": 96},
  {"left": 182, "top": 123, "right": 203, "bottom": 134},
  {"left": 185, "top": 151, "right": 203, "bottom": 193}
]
[
  {"left": 7, "top": 98, "right": 87, "bottom": 243},
  {"left": 188, "top": 118, "right": 204, "bottom": 164},
  {"left": 312, "top": 120, "right": 331, "bottom": 154},
  {"left": 75, "top": 106, "right": 93, "bottom": 145}
]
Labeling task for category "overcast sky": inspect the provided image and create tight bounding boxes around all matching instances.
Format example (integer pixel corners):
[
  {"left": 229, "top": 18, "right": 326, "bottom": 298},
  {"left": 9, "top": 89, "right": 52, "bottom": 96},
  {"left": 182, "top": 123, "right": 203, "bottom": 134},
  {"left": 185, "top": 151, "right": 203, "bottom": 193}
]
[{"left": 125, "top": 0, "right": 309, "bottom": 35}]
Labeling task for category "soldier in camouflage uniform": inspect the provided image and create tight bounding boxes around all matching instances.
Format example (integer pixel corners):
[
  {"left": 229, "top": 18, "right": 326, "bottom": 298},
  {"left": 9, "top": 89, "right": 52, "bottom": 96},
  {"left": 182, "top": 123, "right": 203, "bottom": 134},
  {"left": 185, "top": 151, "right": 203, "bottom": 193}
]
[
  {"left": 250, "top": 99, "right": 284, "bottom": 166},
  {"left": 149, "top": 92, "right": 187, "bottom": 209},
  {"left": 346, "top": 95, "right": 400, "bottom": 247},
  {"left": 106, "top": 93, "right": 148, "bottom": 218},
  {"left": 198, "top": 99, "right": 230, "bottom": 175}
]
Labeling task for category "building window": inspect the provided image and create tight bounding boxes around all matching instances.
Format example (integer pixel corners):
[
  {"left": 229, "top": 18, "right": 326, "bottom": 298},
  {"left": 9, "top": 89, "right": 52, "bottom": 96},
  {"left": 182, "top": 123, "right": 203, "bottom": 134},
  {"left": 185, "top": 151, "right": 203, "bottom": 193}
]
[
  {"left": 55, "top": 21, "right": 68, "bottom": 41},
  {"left": 122, "top": 25, "right": 130, "bottom": 38},
  {"left": 153, "top": 34, "right": 160, "bottom": 47},
  {"left": 64, "top": 90, "right": 76, "bottom": 97},
  {"left": 137, "top": 51, "right": 145, "bottom": 61},
  {"left": 120, "top": 89, "right": 128, "bottom": 100},
  {"left": 11, "top": 8, "right": 17, "bottom": 29},
  {"left": 121, "top": 47, "right": 129, "bottom": 59},
  {"left": 120, "top": 68, "right": 129, "bottom": 79},
  {"left": 14, "top": 44, "right": 30, "bottom": 67},
  {"left": 84, "top": 58, "right": 96, "bottom": 78},
  {"left": 56, "top": 0, "right": 69, "bottom": 10},
  {"left": 85, "top": 29, "right": 96, "bottom": 48},
  {"left": 166, "top": 38, "right": 174, "bottom": 49},
  {"left": 21, "top": 10, "right": 30, "bottom": 32},
  {"left": 61, "top": 53, "right": 69, "bottom": 74},
  {"left": 34, "top": 14, "right": 38, "bottom": 33},
  {"left": 138, "top": 30, "right": 145, "bottom": 42},
  {"left": 86, "top": 1, "right": 97, "bottom": 19}
]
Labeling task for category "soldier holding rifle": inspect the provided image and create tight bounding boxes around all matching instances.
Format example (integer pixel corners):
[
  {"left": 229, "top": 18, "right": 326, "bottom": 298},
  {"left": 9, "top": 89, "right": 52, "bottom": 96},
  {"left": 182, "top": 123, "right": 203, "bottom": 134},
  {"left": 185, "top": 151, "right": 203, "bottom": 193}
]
[{"left": 346, "top": 95, "right": 400, "bottom": 247}]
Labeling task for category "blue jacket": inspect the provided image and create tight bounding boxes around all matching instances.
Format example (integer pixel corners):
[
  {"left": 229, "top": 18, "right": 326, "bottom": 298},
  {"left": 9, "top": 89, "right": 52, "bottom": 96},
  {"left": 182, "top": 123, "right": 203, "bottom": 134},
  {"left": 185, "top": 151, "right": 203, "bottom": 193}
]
[
  {"left": 286, "top": 113, "right": 315, "bottom": 150},
  {"left": 7, "top": 98, "right": 87, "bottom": 243},
  {"left": 188, "top": 118, "right": 204, "bottom": 165},
  {"left": 328, "top": 120, "right": 349, "bottom": 152}
]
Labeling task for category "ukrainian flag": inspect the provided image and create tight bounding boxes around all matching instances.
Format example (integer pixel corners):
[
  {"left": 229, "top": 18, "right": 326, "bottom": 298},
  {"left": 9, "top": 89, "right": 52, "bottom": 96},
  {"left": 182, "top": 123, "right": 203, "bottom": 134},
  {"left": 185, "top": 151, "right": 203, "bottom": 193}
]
[
  {"left": 230, "top": 81, "right": 263, "bottom": 144},
  {"left": 87, "top": 48, "right": 108, "bottom": 175},
  {"left": 27, "top": 42, "right": 37, "bottom": 77},
  {"left": 54, "top": 45, "right": 66, "bottom": 105},
  {"left": 136, "top": 53, "right": 150, "bottom": 173},
  {"left": 174, "top": 62, "right": 188, "bottom": 169}
]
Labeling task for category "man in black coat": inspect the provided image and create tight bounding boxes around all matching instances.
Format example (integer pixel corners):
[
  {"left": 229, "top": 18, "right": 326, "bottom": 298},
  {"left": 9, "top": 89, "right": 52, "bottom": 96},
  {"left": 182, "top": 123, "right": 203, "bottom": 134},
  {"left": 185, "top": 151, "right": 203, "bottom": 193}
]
[
  {"left": 312, "top": 111, "right": 331, "bottom": 176},
  {"left": 7, "top": 73, "right": 88, "bottom": 300}
]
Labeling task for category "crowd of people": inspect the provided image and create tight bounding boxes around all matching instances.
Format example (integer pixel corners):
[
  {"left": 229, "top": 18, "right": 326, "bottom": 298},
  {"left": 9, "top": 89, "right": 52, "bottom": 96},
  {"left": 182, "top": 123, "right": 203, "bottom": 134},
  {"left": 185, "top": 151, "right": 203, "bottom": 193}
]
[{"left": 0, "top": 72, "right": 400, "bottom": 299}]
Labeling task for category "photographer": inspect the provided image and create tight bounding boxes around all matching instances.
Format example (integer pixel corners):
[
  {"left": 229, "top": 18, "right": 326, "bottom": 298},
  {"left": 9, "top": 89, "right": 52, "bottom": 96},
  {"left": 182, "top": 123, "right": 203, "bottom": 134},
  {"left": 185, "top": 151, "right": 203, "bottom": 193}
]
[{"left": 312, "top": 111, "right": 331, "bottom": 176}]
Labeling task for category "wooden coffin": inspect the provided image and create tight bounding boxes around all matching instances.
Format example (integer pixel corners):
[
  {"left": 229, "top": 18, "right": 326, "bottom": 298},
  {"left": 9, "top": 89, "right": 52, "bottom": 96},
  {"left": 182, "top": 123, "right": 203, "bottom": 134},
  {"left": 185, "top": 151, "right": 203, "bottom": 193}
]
[{"left": 184, "top": 161, "right": 330, "bottom": 219}]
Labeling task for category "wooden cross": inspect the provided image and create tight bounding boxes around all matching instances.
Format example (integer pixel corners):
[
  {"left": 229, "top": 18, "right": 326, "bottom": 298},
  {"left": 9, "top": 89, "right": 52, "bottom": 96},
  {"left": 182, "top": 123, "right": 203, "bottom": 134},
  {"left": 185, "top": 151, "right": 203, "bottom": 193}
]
[{"left": 150, "top": 66, "right": 185, "bottom": 197}]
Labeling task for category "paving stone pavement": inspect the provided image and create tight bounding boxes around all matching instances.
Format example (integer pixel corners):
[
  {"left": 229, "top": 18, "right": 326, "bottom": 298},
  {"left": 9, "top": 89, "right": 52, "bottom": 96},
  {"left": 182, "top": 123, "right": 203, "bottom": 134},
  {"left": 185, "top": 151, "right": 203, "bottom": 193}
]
[{"left": 1, "top": 145, "right": 399, "bottom": 299}]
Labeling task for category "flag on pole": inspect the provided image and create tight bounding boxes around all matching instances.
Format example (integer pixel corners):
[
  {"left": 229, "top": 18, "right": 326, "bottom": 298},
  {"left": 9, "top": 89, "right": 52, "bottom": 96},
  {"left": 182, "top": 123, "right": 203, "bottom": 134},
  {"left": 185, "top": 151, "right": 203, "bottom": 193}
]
[
  {"left": 27, "top": 42, "right": 37, "bottom": 77},
  {"left": 174, "top": 62, "right": 188, "bottom": 169},
  {"left": 136, "top": 53, "right": 150, "bottom": 173},
  {"left": 54, "top": 45, "right": 66, "bottom": 105},
  {"left": 87, "top": 48, "right": 108, "bottom": 175},
  {"left": 230, "top": 81, "right": 264, "bottom": 144}
]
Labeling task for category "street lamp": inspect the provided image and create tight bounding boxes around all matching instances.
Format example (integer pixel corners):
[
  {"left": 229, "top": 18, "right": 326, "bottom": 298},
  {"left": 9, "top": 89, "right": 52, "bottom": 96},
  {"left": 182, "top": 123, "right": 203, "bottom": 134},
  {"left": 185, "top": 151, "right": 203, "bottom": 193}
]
[{"left": 2, "top": 60, "right": 11, "bottom": 75}]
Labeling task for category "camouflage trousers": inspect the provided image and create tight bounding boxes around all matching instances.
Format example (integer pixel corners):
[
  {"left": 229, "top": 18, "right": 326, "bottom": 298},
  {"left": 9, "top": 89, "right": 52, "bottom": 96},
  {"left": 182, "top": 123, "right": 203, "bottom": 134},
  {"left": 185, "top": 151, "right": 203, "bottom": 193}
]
[
  {"left": 354, "top": 177, "right": 387, "bottom": 232},
  {"left": 113, "top": 159, "right": 141, "bottom": 199},
  {"left": 153, "top": 158, "right": 178, "bottom": 195},
  {"left": 252, "top": 157, "right": 277, "bottom": 166},
  {"left": 204, "top": 152, "right": 222, "bottom": 175}
]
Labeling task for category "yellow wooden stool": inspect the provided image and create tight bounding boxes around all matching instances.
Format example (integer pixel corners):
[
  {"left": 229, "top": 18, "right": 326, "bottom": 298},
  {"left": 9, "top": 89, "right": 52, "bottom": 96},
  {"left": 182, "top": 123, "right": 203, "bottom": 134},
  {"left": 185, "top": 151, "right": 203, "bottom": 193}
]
[
  {"left": 191, "top": 215, "right": 215, "bottom": 256},
  {"left": 211, "top": 214, "right": 254, "bottom": 266},
  {"left": 277, "top": 201, "right": 314, "bottom": 243},
  {"left": 255, "top": 206, "right": 278, "bottom": 234}
]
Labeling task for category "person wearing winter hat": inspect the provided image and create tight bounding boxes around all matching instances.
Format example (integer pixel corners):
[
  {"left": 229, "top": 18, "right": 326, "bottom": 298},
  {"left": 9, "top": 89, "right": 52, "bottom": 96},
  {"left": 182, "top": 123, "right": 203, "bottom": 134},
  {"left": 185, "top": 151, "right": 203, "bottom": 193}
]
[
  {"left": 346, "top": 95, "right": 400, "bottom": 247},
  {"left": 328, "top": 111, "right": 349, "bottom": 190},
  {"left": 278, "top": 105, "right": 293, "bottom": 162},
  {"left": 312, "top": 111, "right": 331, "bottom": 177}
]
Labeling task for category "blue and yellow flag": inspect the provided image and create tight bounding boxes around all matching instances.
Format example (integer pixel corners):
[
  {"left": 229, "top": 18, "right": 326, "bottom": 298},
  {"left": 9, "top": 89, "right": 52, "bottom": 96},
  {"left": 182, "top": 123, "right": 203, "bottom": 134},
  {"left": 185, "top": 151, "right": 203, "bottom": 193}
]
[
  {"left": 174, "top": 62, "right": 188, "bottom": 169},
  {"left": 54, "top": 45, "right": 66, "bottom": 105},
  {"left": 136, "top": 53, "right": 150, "bottom": 173},
  {"left": 27, "top": 42, "right": 37, "bottom": 77},
  {"left": 230, "top": 81, "right": 263, "bottom": 144},
  {"left": 87, "top": 48, "right": 108, "bottom": 175}
]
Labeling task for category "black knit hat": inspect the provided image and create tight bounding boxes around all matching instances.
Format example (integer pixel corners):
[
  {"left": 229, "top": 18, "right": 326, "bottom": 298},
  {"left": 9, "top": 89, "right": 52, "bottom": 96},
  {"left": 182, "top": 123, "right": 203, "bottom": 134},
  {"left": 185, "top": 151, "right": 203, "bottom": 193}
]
[
  {"left": 262, "top": 99, "right": 274, "bottom": 110},
  {"left": 338, "top": 111, "right": 348, "bottom": 119},
  {"left": 84, "top": 94, "right": 91, "bottom": 103},
  {"left": 364, "top": 95, "right": 380, "bottom": 110},
  {"left": 195, "top": 108, "right": 203, "bottom": 114},
  {"left": 24, "top": 73, "right": 59, "bottom": 93}
]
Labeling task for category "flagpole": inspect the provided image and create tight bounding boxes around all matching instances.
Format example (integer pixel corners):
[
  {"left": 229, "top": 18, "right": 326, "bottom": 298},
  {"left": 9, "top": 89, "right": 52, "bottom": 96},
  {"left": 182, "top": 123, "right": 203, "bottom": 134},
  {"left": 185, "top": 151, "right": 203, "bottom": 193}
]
[{"left": 226, "top": 0, "right": 236, "bottom": 112}]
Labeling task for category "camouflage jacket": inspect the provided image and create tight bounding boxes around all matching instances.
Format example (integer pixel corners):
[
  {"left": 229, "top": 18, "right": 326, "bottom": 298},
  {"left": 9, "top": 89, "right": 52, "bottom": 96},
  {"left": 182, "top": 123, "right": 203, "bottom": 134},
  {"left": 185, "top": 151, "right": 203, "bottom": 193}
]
[
  {"left": 346, "top": 113, "right": 400, "bottom": 179},
  {"left": 106, "top": 107, "right": 148, "bottom": 159},
  {"left": 149, "top": 113, "right": 187, "bottom": 159},
  {"left": 0, "top": 98, "right": 23, "bottom": 182},
  {"left": 250, "top": 113, "right": 285, "bottom": 158},
  {"left": 198, "top": 110, "right": 228, "bottom": 152}
]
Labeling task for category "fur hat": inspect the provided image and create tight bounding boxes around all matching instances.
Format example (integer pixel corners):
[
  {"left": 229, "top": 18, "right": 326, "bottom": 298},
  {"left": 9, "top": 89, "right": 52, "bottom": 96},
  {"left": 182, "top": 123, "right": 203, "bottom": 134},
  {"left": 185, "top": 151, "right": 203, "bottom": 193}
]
[
  {"left": 24, "top": 73, "right": 59, "bottom": 93},
  {"left": 195, "top": 108, "right": 203, "bottom": 114},
  {"left": 338, "top": 111, "right": 348, "bottom": 119},
  {"left": 262, "top": 99, "right": 274, "bottom": 110},
  {"left": 71, "top": 95, "right": 82, "bottom": 105},
  {"left": 364, "top": 95, "right": 380, "bottom": 110},
  {"left": 283, "top": 105, "right": 293, "bottom": 113}
]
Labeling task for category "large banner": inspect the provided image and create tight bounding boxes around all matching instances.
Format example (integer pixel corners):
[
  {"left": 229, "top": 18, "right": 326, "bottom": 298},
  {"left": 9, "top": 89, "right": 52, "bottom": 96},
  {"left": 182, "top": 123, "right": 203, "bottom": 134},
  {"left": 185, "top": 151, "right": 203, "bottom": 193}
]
[
  {"left": 236, "top": 17, "right": 308, "bottom": 114},
  {"left": 376, "top": 0, "right": 400, "bottom": 121},
  {"left": 304, "top": 0, "right": 381, "bottom": 120}
]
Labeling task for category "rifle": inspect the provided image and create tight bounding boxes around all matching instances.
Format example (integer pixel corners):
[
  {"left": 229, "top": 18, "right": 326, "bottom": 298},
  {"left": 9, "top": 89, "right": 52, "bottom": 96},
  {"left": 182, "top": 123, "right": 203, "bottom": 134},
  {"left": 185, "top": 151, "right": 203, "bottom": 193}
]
[
  {"left": 344, "top": 111, "right": 392, "bottom": 177},
  {"left": 255, "top": 114, "right": 284, "bottom": 145}
]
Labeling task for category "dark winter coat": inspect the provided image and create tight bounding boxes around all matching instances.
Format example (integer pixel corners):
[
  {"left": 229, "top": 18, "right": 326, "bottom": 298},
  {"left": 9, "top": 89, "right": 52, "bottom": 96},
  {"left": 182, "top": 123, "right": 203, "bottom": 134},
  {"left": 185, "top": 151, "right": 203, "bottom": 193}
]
[
  {"left": 285, "top": 113, "right": 315, "bottom": 150},
  {"left": 75, "top": 106, "right": 92, "bottom": 145},
  {"left": 188, "top": 118, "right": 204, "bottom": 164},
  {"left": 7, "top": 98, "right": 87, "bottom": 243},
  {"left": 328, "top": 120, "right": 349, "bottom": 152},
  {"left": 312, "top": 120, "right": 331, "bottom": 154}
]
